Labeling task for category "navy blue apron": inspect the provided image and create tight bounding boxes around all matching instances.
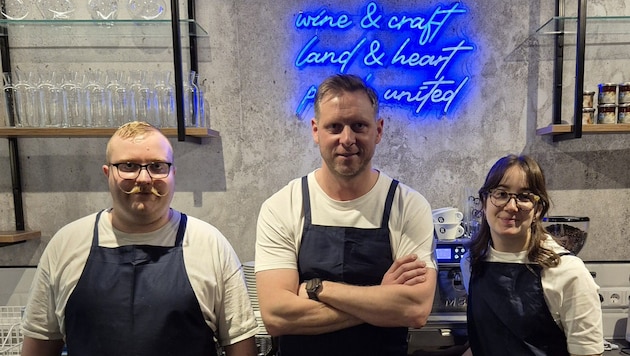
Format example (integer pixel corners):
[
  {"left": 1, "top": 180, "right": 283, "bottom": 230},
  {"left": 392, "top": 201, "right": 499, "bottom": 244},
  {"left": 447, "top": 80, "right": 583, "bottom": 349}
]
[
  {"left": 467, "top": 260, "right": 570, "bottom": 356},
  {"left": 278, "top": 176, "right": 407, "bottom": 356},
  {"left": 65, "top": 210, "right": 217, "bottom": 356}
]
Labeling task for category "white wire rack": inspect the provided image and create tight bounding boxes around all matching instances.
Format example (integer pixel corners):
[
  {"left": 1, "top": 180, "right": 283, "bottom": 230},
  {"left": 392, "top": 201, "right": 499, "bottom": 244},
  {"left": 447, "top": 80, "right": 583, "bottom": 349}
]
[{"left": 0, "top": 306, "right": 23, "bottom": 356}]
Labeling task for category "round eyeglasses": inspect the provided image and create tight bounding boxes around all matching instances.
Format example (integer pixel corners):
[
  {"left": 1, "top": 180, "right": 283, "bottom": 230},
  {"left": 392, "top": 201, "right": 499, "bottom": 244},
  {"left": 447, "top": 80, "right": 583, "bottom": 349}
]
[
  {"left": 487, "top": 189, "right": 540, "bottom": 211},
  {"left": 111, "top": 162, "right": 172, "bottom": 180}
]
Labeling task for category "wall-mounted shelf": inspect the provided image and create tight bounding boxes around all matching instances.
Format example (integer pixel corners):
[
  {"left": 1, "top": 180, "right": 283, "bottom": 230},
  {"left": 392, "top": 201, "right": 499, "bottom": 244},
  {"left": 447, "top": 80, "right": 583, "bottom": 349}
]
[
  {"left": 0, "top": 127, "right": 220, "bottom": 138},
  {"left": 0, "top": 230, "right": 41, "bottom": 246},
  {"left": 533, "top": 0, "right": 630, "bottom": 141},
  {"left": 537, "top": 123, "right": 630, "bottom": 136}
]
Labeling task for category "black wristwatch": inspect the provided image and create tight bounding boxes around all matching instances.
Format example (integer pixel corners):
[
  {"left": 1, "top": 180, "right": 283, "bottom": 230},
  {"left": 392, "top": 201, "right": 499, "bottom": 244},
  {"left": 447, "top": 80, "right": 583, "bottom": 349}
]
[{"left": 306, "top": 278, "right": 322, "bottom": 301}]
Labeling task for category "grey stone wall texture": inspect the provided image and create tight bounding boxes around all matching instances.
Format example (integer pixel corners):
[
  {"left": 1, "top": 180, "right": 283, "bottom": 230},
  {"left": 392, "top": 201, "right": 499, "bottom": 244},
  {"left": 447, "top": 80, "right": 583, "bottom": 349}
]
[{"left": 1, "top": 0, "right": 629, "bottom": 265}]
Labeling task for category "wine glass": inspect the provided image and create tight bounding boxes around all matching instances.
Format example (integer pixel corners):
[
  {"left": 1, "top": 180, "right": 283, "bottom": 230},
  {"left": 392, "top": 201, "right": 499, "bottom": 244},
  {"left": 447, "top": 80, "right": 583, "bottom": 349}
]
[
  {"left": 87, "top": 0, "right": 119, "bottom": 20},
  {"left": 36, "top": 0, "right": 76, "bottom": 19},
  {"left": 127, "top": 0, "right": 165, "bottom": 20},
  {"left": 1, "top": 0, "right": 32, "bottom": 20}
]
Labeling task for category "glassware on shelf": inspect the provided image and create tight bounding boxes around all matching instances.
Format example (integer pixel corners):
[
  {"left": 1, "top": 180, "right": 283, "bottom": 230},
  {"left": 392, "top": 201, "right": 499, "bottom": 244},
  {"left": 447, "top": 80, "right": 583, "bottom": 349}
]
[
  {"left": 12, "top": 70, "right": 40, "bottom": 127},
  {"left": 87, "top": 0, "right": 118, "bottom": 20},
  {"left": 183, "top": 70, "right": 200, "bottom": 127},
  {"left": 107, "top": 70, "right": 135, "bottom": 127},
  {"left": 2, "top": 73, "right": 14, "bottom": 127},
  {"left": 61, "top": 71, "right": 87, "bottom": 127},
  {"left": 35, "top": 0, "right": 76, "bottom": 19},
  {"left": 126, "top": 0, "right": 165, "bottom": 20},
  {"left": 153, "top": 71, "right": 176, "bottom": 127},
  {"left": 84, "top": 70, "right": 112, "bottom": 127},
  {"left": 1, "top": 0, "right": 32, "bottom": 20},
  {"left": 37, "top": 71, "right": 67, "bottom": 128}
]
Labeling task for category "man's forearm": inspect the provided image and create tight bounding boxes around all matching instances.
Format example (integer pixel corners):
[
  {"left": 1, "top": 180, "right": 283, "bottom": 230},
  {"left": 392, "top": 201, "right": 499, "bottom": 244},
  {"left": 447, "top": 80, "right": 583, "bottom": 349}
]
[{"left": 316, "top": 270, "right": 437, "bottom": 328}]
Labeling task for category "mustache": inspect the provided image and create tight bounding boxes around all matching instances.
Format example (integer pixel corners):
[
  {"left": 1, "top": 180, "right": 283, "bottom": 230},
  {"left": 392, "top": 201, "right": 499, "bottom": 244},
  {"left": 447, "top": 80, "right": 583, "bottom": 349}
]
[{"left": 120, "top": 185, "right": 169, "bottom": 197}]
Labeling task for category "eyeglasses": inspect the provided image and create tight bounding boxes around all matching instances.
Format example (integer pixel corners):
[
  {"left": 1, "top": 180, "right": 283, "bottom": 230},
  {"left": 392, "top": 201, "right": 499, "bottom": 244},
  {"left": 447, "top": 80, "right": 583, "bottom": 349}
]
[
  {"left": 111, "top": 162, "right": 172, "bottom": 180},
  {"left": 487, "top": 189, "right": 540, "bottom": 211}
]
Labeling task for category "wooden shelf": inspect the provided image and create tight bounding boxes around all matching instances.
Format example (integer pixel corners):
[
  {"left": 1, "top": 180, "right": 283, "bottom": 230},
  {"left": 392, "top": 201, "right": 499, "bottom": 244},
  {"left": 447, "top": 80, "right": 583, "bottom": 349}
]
[
  {"left": 0, "top": 127, "right": 220, "bottom": 139},
  {"left": 0, "top": 230, "right": 41, "bottom": 245},
  {"left": 536, "top": 123, "right": 630, "bottom": 136}
]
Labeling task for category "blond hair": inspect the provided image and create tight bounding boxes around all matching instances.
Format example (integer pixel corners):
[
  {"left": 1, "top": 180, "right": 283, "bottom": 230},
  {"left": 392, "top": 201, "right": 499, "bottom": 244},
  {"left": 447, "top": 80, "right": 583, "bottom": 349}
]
[{"left": 106, "top": 121, "right": 171, "bottom": 162}]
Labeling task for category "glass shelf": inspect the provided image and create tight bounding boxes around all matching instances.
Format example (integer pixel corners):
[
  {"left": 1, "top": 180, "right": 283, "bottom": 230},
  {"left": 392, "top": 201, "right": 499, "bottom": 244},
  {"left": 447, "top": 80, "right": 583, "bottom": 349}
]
[
  {"left": 534, "top": 16, "right": 630, "bottom": 45},
  {"left": 0, "top": 127, "right": 220, "bottom": 138},
  {"left": 0, "top": 19, "right": 208, "bottom": 38}
]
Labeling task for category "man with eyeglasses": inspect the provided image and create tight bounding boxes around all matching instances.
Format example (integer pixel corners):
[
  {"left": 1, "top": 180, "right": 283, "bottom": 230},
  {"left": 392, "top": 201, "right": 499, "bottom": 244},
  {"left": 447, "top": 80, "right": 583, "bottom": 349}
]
[
  {"left": 21, "top": 121, "right": 259, "bottom": 356},
  {"left": 460, "top": 154, "right": 603, "bottom": 356}
]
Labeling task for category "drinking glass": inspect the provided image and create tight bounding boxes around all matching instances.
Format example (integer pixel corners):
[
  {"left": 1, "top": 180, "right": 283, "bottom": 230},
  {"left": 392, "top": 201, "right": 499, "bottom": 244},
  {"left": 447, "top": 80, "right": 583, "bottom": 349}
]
[
  {"left": 183, "top": 70, "right": 199, "bottom": 127},
  {"left": 129, "top": 69, "right": 155, "bottom": 125},
  {"left": 1, "top": 0, "right": 32, "bottom": 20},
  {"left": 85, "top": 70, "right": 111, "bottom": 127},
  {"left": 62, "top": 71, "right": 87, "bottom": 127},
  {"left": 127, "top": 0, "right": 165, "bottom": 20},
  {"left": 36, "top": 0, "right": 76, "bottom": 19},
  {"left": 87, "top": 0, "right": 118, "bottom": 20},
  {"left": 107, "top": 70, "right": 134, "bottom": 126},
  {"left": 153, "top": 71, "right": 176, "bottom": 127},
  {"left": 37, "top": 71, "right": 67, "bottom": 127},
  {"left": 12, "top": 69, "right": 39, "bottom": 127}
]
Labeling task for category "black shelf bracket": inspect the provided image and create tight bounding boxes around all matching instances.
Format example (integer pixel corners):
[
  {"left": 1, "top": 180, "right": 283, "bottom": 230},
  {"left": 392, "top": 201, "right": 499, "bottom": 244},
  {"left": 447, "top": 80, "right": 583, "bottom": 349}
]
[{"left": 552, "top": 0, "right": 588, "bottom": 142}]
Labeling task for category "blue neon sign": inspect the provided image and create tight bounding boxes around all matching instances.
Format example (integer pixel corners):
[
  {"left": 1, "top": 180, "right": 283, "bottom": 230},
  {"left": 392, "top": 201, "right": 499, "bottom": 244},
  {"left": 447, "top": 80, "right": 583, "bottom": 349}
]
[{"left": 294, "top": 2, "right": 475, "bottom": 118}]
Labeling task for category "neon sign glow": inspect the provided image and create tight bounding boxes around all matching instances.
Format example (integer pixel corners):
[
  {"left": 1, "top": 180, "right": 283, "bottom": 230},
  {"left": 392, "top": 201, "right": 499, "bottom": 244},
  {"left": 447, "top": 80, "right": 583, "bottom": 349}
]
[{"left": 293, "top": 2, "right": 475, "bottom": 118}]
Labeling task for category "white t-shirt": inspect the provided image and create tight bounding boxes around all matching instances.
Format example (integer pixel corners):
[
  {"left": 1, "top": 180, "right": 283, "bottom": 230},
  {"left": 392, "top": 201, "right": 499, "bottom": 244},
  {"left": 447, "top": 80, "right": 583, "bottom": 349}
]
[
  {"left": 255, "top": 170, "right": 437, "bottom": 273},
  {"left": 460, "top": 236, "right": 604, "bottom": 355},
  {"left": 22, "top": 210, "right": 259, "bottom": 347}
]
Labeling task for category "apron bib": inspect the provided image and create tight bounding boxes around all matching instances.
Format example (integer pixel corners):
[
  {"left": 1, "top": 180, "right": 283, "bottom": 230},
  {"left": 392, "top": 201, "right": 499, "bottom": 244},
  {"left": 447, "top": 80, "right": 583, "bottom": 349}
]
[
  {"left": 278, "top": 176, "right": 407, "bottom": 356},
  {"left": 65, "top": 210, "right": 217, "bottom": 356},
  {"left": 467, "top": 261, "right": 570, "bottom": 356}
]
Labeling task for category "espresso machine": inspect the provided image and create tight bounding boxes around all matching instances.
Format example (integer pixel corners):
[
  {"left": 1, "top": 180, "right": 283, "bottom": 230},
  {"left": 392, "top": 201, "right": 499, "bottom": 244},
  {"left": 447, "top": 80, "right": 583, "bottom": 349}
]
[{"left": 407, "top": 239, "right": 469, "bottom": 356}]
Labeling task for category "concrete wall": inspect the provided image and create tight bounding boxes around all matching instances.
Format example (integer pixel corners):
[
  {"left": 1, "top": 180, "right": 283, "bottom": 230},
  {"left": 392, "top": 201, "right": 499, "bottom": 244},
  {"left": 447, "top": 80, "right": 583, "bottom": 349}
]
[{"left": 1, "top": 0, "right": 629, "bottom": 265}]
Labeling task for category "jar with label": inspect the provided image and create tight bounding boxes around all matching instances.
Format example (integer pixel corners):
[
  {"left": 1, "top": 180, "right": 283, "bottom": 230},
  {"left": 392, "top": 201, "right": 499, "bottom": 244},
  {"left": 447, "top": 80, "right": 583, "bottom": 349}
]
[
  {"left": 618, "top": 103, "right": 630, "bottom": 124},
  {"left": 619, "top": 83, "right": 630, "bottom": 104},
  {"left": 597, "top": 104, "right": 617, "bottom": 124},
  {"left": 582, "top": 108, "right": 595, "bottom": 124},
  {"left": 583, "top": 91, "right": 595, "bottom": 108},
  {"left": 598, "top": 83, "right": 617, "bottom": 105}
]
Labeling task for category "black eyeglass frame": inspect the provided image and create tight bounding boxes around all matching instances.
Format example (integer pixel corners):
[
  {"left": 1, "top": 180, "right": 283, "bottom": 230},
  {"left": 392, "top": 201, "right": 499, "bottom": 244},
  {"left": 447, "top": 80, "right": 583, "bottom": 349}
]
[
  {"left": 110, "top": 162, "right": 173, "bottom": 180},
  {"left": 485, "top": 188, "right": 540, "bottom": 211}
]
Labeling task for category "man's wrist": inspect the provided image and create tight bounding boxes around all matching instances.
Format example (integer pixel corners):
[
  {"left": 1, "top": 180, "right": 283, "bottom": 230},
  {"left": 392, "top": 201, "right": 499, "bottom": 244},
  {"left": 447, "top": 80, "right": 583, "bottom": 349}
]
[{"left": 305, "top": 278, "right": 322, "bottom": 301}]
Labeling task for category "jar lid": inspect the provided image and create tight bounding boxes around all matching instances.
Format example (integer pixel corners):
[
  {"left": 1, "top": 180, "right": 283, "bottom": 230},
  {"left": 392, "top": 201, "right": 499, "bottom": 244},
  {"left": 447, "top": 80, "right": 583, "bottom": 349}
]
[
  {"left": 599, "top": 83, "right": 618, "bottom": 87},
  {"left": 598, "top": 104, "right": 617, "bottom": 108},
  {"left": 583, "top": 91, "right": 595, "bottom": 95},
  {"left": 582, "top": 108, "right": 595, "bottom": 112},
  {"left": 543, "top": 216, "right": 589, "bottom": 222}
]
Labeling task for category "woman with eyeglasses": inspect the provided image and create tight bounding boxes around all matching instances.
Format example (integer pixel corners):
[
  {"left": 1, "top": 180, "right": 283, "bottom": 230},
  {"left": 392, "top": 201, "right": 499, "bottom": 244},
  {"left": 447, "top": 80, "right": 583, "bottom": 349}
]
[{"left": 460, "top": 154, "right": 604, "bottom": 356}]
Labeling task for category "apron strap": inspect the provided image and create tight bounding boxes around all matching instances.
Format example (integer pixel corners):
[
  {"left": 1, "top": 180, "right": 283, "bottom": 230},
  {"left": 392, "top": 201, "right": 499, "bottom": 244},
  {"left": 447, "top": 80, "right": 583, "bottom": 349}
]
[
  {"left": 381, "top": 180, "right": 399, "bottom": 228},
  {"left": 301, "top": 176, "right": 312, "bottom": 225},
  {"left": 174, "top": 212, "right": 188, "bottom": 246}
]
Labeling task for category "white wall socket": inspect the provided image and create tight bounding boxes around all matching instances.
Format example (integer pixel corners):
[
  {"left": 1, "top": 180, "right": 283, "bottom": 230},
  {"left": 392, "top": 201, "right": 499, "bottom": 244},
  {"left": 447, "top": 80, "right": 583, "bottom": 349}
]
[{"left": 599, "top": 287, "right": 630, "bottom": 309}]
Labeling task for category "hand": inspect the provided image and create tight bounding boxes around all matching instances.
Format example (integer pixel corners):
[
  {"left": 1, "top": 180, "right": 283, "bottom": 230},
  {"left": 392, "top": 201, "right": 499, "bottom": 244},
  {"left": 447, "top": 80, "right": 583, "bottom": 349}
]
[{"left": 381, "top": 254, "right": 427, "bottom": 286}]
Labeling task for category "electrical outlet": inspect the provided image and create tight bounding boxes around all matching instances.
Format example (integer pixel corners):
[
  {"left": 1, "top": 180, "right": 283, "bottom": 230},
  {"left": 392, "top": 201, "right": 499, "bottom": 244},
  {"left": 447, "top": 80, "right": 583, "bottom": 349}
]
[{"left": 599, "top": 287, "right": 630, "bottom": 309}]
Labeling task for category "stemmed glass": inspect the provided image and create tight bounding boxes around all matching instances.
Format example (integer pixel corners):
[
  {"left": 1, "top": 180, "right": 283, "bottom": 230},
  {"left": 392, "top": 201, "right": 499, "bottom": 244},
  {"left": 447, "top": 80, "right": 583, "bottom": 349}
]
[
  {"left": 87, "top": 0, "right": 119, "bottom": 20},
  {"left": 127, "top": 0, "right": 165, "bottom": 20},
  {"left": 1, "top": 0, "right": 32, "bottom": 20},
  {"left": 35, "top": 0, "right": 76, "bottom": 19}
]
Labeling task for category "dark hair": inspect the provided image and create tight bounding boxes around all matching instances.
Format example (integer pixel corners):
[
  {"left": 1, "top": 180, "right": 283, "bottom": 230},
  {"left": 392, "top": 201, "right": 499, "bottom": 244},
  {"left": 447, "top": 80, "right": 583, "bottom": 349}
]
[
  {"left": 313, "top": 74, "right": 379, "bottom": 119},
  {"left": 468, "top": 154, "right": 559, "bottom": 274}
]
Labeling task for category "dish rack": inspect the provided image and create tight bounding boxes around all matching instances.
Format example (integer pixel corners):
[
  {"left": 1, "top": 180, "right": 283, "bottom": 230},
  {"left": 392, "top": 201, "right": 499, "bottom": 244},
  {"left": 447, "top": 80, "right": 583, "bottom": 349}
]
[{"left": 0, "top": 306, "right": 23, "bottom": 356}]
